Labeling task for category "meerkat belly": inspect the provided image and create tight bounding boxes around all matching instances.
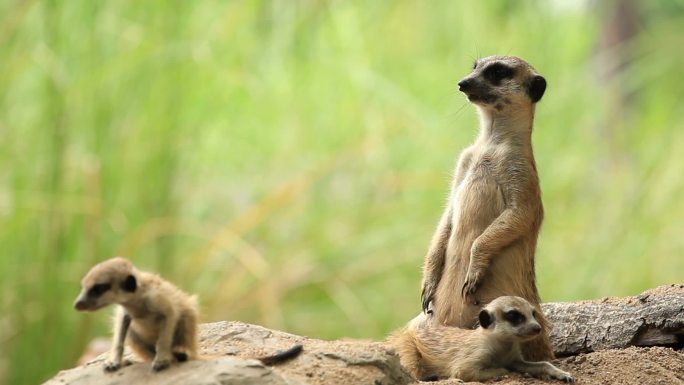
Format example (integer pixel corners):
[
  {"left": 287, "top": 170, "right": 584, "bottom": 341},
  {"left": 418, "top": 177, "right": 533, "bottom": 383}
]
[
  {"left": 129, "top": 317, "right": 161, "bottom": 349},
  {"left": 479, "top": 240, "right": 537, "bottom": 301},
  {"left": 448, "top": 165, "right": 505, "bottom": 273},
  {"left": 436, "top": 163, "right": 506, "bottom": 326}
]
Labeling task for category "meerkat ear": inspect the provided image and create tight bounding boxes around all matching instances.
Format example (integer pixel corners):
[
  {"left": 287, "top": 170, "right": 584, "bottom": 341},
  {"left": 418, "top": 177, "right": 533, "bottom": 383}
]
[
  {"left": 121, "top": 275, "right": 137, "bottom": 292},
  {"left": 478, "top": 309, "right": 493, "bottom": 329},
  {"left": 527, "top": 75, "right": 547, "bottom": 103}
]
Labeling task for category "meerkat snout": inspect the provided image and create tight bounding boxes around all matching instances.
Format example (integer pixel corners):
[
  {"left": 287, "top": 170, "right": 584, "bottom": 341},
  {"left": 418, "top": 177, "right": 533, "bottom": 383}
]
[
  {"left": 457, "top": 78, "right": 473, "bottom": 91},
  {"left": 458, "top": 56, "right": 547, "bottom": 111},
  {"left": 529, "top": 323, "right": 542, "bottom": 335}
]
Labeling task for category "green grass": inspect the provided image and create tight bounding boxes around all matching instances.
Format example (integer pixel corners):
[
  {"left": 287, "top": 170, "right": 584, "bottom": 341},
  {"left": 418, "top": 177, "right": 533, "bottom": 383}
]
[{"left": 1, "top": 1, "right": 683, "bottom": 383}]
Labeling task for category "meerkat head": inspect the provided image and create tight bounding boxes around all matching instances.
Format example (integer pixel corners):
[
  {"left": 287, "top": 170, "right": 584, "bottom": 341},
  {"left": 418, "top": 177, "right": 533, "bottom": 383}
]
[
  {"left": 477, "top": 296, "right": 543, "bottom": 341},
  {"left": 74, "top": 257, "right": 139, "bottom": 312},
  {"left": 458, "top": 56, "right": 546, "bottom": 114}
]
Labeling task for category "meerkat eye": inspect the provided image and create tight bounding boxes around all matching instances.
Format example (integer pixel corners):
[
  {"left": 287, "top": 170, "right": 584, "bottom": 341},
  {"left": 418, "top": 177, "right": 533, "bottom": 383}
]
[
  {"left": 485, "top": 63, "right": 514, "bottom": 82},
  {"left": 472, "top": 61, "right": 478, "bottom": 70},
  {"left": 504, "top": 310, "right": 525, "bottom": 325},
  {"left": 88, "top": 283, "right": 111, "bottom": 297}
]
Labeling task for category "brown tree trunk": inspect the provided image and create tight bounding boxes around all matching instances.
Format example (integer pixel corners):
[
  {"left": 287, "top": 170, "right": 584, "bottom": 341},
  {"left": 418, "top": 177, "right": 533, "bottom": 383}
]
[{"left": 543, "top": 284, "right": 684, "bottom": 356}]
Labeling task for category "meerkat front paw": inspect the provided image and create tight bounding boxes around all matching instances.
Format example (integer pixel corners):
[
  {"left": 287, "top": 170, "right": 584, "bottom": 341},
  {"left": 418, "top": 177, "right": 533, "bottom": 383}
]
[
  {"left": 552, "top": 370, "right": 574, "bottom": 383},
  {"left": 152, "top": 358, "right": 171, "bottom": 372},
  {"left": 103, "top": 360, "right": 121, "bottom": 372},
  {"left": 461, "top": 265, "right": 484, "bottom": 298},
  {"left": 542, "top": 366, "right": 574, "bottom": 383},
  {"left": 421, "top": 282, "right": 436, "bottom": 314}
]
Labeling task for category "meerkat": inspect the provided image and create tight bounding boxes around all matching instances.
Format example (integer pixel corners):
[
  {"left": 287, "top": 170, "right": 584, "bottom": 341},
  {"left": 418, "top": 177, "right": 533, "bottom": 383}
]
[
  {"left": 74, "top": 257, "right": 303, "bottom": 372},
  {"left": 419, "top": 55, "right": 553, "bottom": 360},
  {"left": 74, "top": 257, "right": 200, "bottom": 372},
  {"left": 390, "top": 296, "right": 573, "bottom": 382}
]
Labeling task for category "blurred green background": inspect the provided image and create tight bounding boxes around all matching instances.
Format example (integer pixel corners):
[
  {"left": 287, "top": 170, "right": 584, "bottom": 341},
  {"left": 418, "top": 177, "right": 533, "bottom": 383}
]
[{"left": 1, "top": 0, "right": 683, "bottom": 383}]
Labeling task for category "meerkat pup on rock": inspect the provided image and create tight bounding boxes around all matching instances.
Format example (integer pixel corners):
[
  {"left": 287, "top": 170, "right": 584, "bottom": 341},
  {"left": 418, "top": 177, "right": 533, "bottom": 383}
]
[
  {"left": 420, "top": 55, "right": 553, "bottom": 360},
  {"left": 74, "top": 257, "right": 199, "bottom": 372},
  {"left": 74, "top": 257, "right": 304, "bottom": 372},
  {"left": 390, "top": 296, "right": 573, "bottom": 382}
]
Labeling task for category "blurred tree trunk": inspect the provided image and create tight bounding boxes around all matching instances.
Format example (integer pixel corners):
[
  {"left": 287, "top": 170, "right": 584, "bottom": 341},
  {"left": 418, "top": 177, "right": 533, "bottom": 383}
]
[{"left": 596, "top": 0, "right": 641, "bottom": 161}]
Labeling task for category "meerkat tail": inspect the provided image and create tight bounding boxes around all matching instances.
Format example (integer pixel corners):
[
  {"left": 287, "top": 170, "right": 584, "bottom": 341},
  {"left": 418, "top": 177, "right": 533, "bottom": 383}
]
[{"left": 257, "top": 344, "right": 303, "bottom": 366}]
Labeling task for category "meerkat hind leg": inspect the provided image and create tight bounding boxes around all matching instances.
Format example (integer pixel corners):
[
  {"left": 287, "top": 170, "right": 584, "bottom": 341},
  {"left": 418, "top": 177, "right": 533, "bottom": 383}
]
[
  {"left": 172, "top": 313, "right": 198, "bottom": 361},
  {"left": 151, "top": 314, "right": 179, "bottom": 371}
]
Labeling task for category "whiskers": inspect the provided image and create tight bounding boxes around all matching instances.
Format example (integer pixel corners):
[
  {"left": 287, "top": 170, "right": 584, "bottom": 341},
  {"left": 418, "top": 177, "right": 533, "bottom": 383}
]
[{"left": 451, "top": 100, "right": 469, "bottom": 120}]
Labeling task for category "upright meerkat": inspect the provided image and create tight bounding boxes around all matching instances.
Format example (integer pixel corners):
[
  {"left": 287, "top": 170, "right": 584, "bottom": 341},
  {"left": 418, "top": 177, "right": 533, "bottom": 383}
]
[
  {"left": 420, "top": 56, "right": 553, "bottom": 360},
  {"left": 74, "top": 257, "right": 304, "bottom": 372},
  {"left": 390, "top": 296, "right": 573, "bottom": 382},
  {"left": 74, "top": 257, "right": 200, "bottom": 372}
]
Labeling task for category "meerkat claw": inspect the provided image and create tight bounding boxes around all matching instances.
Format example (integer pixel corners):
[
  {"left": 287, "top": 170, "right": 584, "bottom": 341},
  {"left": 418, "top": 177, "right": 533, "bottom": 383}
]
[
  {"left": 152, "top": 359, "right": 171, "bottom": 372},
  {"left": 461, "top": 279, "right": 477, "bottom": 298},
  {"left": 421, "top": 293, "right": 433, "bottom": 314},
  {"left": 103, "top": 361, "right": 121, "bottom": 372}
]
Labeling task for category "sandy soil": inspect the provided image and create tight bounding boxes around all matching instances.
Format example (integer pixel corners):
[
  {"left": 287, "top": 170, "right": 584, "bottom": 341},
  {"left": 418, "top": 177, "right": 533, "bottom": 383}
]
[{"left": 424, "top": 346, "right": 683, "bottom": 385}]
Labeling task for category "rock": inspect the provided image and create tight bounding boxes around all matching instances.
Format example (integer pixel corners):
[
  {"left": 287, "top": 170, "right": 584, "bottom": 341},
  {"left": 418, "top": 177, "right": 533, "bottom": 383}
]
[
  {"left": 44, "top": 321, "right": 412, "bottom": 385},
  {"left": 43, "top": 285, "right": 684, "bottom": 385}
]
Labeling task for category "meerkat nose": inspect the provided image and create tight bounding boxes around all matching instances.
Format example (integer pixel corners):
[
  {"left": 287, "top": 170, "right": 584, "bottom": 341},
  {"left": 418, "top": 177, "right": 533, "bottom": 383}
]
[
  {"left": 74, "top": 299, "right": 87, "bottom": 311},
  {"left": 458, "top": 79, "right": 473, "bottom": 91},
  {"left": 530, "top": 324, "right": 542, "bottom": 334}
]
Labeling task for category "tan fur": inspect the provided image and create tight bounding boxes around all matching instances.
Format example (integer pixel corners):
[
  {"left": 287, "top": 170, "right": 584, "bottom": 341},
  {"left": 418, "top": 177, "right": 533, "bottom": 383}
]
[
  {"left": 390, "top": 296, "right": 572, "bottom": 382},
  {"left": 420, "top": 56, "right": 553, "bottom": 360},
  {"left": 74, "top": 257, "right": 199, "bottom": 372}
]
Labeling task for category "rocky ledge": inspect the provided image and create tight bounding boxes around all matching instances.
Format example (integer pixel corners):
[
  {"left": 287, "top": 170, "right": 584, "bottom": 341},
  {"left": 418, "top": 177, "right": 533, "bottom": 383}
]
[{"left": 45, "top": 285, "right": 683, "bottom": 385}]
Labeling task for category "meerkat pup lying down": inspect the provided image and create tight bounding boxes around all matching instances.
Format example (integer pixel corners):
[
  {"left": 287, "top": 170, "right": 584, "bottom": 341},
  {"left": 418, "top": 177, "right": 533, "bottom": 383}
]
[
  {"left": 74, "top": 257, "right": 199, "bottom": 372},
  {"left": 390, "top": 296, "right": 573, "bottom": 382}
]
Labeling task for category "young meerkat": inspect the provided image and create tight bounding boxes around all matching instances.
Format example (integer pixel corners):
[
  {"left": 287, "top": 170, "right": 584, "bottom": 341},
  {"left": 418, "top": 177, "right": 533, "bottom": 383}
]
[
  {"left": 420, "top": 55, "right": 553, "bottom": 360},
  {"left": 390, "top": 296, "right": 573, "bottom": 382},
  {"left": 74, "top": 257, "right": 304, "bottom": 372},
  {"left": 74, "top": 257, "right": 200, "bottom": 372}
]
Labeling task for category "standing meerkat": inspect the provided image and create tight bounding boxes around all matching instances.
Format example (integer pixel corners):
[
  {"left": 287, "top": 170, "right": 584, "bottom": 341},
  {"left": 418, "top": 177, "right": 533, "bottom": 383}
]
[
  {"left": 420, "top": 55, "right": 553, "bottom": 360},
  {"left": 74, "top": 257, "right": 200, "bottom": 372},
  {"left": 390, "top": 296, "right": 573, "bottom": 382},
  {"left": 74, "top": 257, "right": 304, "bottom": 372}
]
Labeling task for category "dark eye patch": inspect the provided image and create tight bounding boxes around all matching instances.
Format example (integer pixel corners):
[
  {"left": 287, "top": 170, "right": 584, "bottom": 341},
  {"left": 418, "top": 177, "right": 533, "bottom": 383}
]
[
  {"left": 484, "top": 63, "right": 515, "bottom": 84},
  {"left": 504, "top": 310, "right": 525, "bottom": 325},
  {"left": 88, "top": 283, "right": 111, "bottom": 298},
  {"left": 472, "top": 61, "right": 478, "bottom": 70}
]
